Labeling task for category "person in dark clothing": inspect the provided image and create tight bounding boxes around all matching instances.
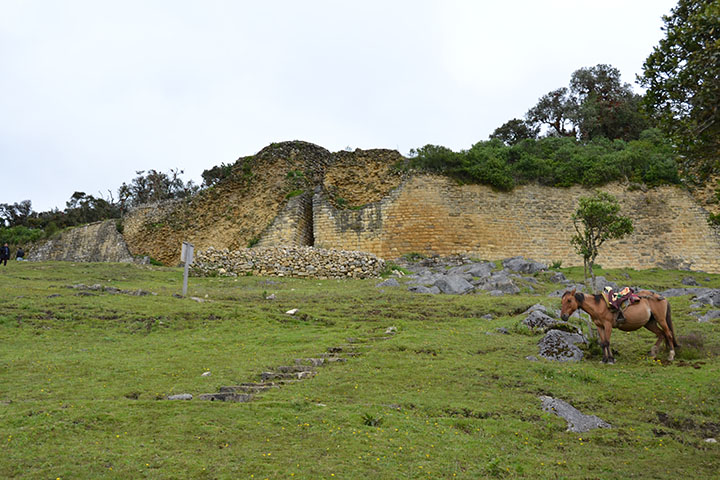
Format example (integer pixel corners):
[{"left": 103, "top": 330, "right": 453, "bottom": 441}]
[
  {"left": 0, "top": 243, "right": 9, "bottom": 266},
  {"left": 16, "top": 247, "right": 25, "bottom": 261}
]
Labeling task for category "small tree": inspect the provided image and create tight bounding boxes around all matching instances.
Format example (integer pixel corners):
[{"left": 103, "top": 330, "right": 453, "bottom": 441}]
[{"left": 571, "top": 191, "right": 633, "bottom": 290}]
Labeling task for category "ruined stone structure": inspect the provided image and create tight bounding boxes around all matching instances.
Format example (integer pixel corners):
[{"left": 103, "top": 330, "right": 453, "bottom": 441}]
[
  {"left": 108, "top": 141, "right": 720, "bottom": 272},
  {"left": 28, "top": 219, "right": 135, "bottom": 263}
]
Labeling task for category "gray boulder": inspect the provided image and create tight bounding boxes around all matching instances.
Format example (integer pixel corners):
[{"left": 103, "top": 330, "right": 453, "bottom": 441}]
[
  {"left": 408, "top": 285, "right": 441, "bottom": 294},
  {"left": 523, "top": 311, "right": 558, "bottom": 329},
  {"left": 538, "top": 329, "right": 586, "bottom": 362},
  {"left": 540, "top": 396, "right": 612, "bottom": 432},
  {"left": 376, "top": 278, "right": 401, "bottom": 288},
  {"left": 406, "top": 271, "right": 445, "bottom": 286},
  {"left": 698, "top": 310, "right": 720, "bottom": 323},
  {"left": 523, "top": 303, "right": 551, "bottom": 315},
  {"left": 682, "top": 276, "right": 700, "bottom": 286},
  {"left": 167, "top": 393, "right": 193, "bottom": 401},
  {"left": 591, "top": 276, "right": 618, "bottom": 292},
  {"left": 449, "top": 262, "right": 496, "bottom": 279},
  {"left": 433, "top": 275, "right": 474, "bottom": 295},
  {"left": 479, "top": 272, "right": 520, "bottom": 294},
  {"left": 661, "top": 287, "right": 711, "bottom": 298},
  {"left": 502, "top": 256, "right": 547, "bottom": 274},
  {"left": 693, "top": 290, "right": 720, "bottom": 307},
  {"left": 549, "top": 272, "right": 568, "bottom": 283}
]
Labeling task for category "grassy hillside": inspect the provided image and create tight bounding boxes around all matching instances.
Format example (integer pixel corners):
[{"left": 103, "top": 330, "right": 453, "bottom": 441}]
[{"left": 1, "top": 262, "right": 718, "bottom": 479}]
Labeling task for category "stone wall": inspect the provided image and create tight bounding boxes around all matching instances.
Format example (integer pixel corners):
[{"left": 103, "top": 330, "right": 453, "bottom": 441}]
[
  {"left": 313, "top": 174, "right": 720, "bottom": 273},
  {"left": 46, "top": 141, "right": 720, "bottom": 273},
  {"left": 256, "top": 193, "right": 314, "bottom": 248},
  {"left": 122, "top": 141, "right": 333, "bottom": 265},
  {"left": 190, "top": 246, "right": 384, "bottom": 278},
  {"left": 28, "top": 220, "right": 135, "bottom": 263}
]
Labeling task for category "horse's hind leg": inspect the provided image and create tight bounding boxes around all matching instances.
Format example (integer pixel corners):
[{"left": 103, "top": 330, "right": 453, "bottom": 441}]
[
  {"left": 643, "top": 319, "right": 664, "bottom": 358},
  {"left": 599, "top": 323, "right": 615, "bottom": 364},
  {"left": 655, "top": 306, "right": 676, "bottom": 361}
]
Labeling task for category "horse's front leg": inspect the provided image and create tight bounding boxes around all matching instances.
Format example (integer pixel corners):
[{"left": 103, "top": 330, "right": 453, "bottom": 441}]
[{"left": 598, "top": 322, "right": 615, "bottom": 364}]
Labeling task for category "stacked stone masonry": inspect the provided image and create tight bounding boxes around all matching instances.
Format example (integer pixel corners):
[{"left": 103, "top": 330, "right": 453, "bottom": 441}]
[
  {"left": 313, "top": 175, "right": 720, "bottom": 273},
  {"left": 112, "top": 142, "right": 720, "bottom": 273},
  {"left": 28, "top": 220, "right": 135, "bottom": 263},
  {"left": 190, "top": 246, "right": 384, "bottom": 279}
]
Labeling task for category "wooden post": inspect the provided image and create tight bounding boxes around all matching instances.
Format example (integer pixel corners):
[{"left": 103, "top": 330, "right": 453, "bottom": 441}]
[{"left": 181, "top": 242, "right": 194, "bottom": 297}]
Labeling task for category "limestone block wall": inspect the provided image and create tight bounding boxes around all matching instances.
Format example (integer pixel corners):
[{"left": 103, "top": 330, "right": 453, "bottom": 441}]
[
  {"left": 256, "top": 193, "right": 314, "bottom": 247},
  {"left": 313, "top": 175, "right": 720, "bottom": 273},
  {"left": 28, "top": 219, "right": 135, "bottom": 263}
]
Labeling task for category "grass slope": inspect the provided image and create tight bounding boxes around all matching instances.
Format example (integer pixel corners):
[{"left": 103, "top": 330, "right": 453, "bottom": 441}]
[{"left": 1, "top": 262, "right": 718, "bottom": 479}]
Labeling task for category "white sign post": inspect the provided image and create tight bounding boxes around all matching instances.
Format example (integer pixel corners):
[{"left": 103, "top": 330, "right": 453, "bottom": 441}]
[{"left": 181, "top": 242, "right": 194, "bottom": 297}]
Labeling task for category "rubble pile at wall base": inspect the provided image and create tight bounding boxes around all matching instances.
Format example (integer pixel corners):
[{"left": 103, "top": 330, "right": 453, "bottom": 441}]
[{"left": 190, "top": 246, "right": 385, "bottom": 279}]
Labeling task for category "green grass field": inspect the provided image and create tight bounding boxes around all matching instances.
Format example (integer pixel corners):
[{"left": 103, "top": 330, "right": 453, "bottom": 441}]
[{"left": 1, "top": 261, "right": 718, "bottom": 479}]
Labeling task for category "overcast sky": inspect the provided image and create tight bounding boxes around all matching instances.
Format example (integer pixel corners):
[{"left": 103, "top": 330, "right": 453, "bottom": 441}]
[{"left": 1, "top": 0, "right": 677, "bottom": 212}]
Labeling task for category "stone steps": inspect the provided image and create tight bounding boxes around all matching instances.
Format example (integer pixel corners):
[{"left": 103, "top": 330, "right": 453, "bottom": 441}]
[
  {"left": 197, "top": 392, "right": 254, "bottom": 402},
  {"left": 195, "top": 326, "right": 397, "bottom": 403}
]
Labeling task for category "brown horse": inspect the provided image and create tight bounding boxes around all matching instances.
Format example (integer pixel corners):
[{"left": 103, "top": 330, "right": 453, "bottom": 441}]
[{"left": 560, "top": 289, "right": 678, "bottom": 364}]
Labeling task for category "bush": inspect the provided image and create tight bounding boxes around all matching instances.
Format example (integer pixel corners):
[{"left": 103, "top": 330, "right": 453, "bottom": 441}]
[
  {"left": 407, "top": 129, "right": 680, "bottom": 190},
  {"left": 0, "top": 226, "right": 45, "bottom": 246}
]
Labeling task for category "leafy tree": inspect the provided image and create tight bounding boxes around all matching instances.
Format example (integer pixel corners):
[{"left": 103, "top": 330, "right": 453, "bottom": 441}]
[
  {"left": 570, "top": 64, "right": 648, "bottom": 141},
  {"left": 407, "top": 144, "right": 460, "bottom": 173},
  {"left": 571, "top": 191, "right": 633, "bottom": 290},
  {"left": 0, "top": 200, "right": 33, "bottom": 227},
  {"left": 489, "top": 118, "right": 539, "bottom": 145},
  {"left": 639, "top": 0, "right": 720, "bottom": 177},
  {"left": 64, "top": 192, "right": 120, "bottom": 226},
  {"left": 118, "top": 169, "right": 198, "bottom": 211},
  {"left": 526, "top": 88, "right": 578, "bottom": 138},
  {"left": 522, "top": 64, "right": 647, "bottom": 142},
  {"left": 201, "top": 162, "right": 234, "bottom": 187}
]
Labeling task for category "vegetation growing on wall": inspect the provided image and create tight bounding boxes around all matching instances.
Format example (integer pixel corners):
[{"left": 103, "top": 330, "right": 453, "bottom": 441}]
[{"left": 405, "top": 129, "right": 679, "bottom": 191}]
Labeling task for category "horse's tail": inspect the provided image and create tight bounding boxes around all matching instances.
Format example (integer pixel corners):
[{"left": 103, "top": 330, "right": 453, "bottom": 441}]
[{"left": 666, "top": 301, "right": 679, "bottom": 349}]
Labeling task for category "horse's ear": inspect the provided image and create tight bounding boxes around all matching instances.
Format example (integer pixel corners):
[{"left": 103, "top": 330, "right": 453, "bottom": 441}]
[{"left": 570, "top": 288, "right": 576, "bottom": 295}]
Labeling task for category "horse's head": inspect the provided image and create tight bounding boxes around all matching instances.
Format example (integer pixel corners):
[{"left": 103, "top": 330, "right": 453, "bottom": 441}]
[{"left": 560, "top": 288, "right": 582, "bottom": 321}]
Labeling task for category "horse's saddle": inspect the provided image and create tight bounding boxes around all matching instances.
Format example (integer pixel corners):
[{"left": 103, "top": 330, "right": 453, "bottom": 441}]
[{"left": 602, "top": 286, "right": 640, "bottom": 313}]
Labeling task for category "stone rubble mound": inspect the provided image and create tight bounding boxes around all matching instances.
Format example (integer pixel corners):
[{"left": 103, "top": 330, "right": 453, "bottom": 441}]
[
  {"left": 399, "top": 255, "right": 548, "bottom": 296},
  {"left": 190, "top": 245, "right": 385, "bottom": 279}
]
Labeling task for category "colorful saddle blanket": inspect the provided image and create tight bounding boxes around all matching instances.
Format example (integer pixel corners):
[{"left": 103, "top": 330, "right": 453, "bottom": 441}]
[{"left": 602, "top": 286, "right": 640, "bottom": 311}]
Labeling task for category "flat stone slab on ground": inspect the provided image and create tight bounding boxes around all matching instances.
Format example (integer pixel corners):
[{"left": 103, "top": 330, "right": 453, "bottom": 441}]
[{"left": 540, "top": 395, "right": 612, "bottom": 432}]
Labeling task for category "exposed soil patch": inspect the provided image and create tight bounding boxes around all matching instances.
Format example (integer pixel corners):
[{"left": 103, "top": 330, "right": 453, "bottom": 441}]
[{"left": 656, "top": 411, "right": 720, "bottom": 438}]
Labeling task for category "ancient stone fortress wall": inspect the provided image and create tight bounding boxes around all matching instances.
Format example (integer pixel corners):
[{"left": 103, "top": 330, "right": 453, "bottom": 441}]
[
  {"left": 28, "top": 219, "right": 135, "bottom": 263},
  {"left": 45, "top": 141, "right": 720, "bottom": 272},
  {"left": 122, "top": 141, "right": 333, "bottom": 265},
  {"left": 313, "top": 174, "right": 720, "bottom": 273}
]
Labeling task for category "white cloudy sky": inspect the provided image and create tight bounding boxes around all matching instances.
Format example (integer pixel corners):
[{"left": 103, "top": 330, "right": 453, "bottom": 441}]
[{"left": 1, "top": 0, "right": 677, "bottom": 212}]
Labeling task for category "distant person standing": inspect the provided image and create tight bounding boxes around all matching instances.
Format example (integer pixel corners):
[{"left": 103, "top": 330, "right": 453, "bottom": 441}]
[
  {"left": 16, "top": 247, "right": 25, "bottom": 261},
  {"left": 0, "top": 243, "right": 9, "bottom": 266}
]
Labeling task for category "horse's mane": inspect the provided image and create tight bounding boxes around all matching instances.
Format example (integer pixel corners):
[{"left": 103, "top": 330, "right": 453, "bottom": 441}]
[{"left": 562, "top": 291, "right": 602, "bottom": 305}]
